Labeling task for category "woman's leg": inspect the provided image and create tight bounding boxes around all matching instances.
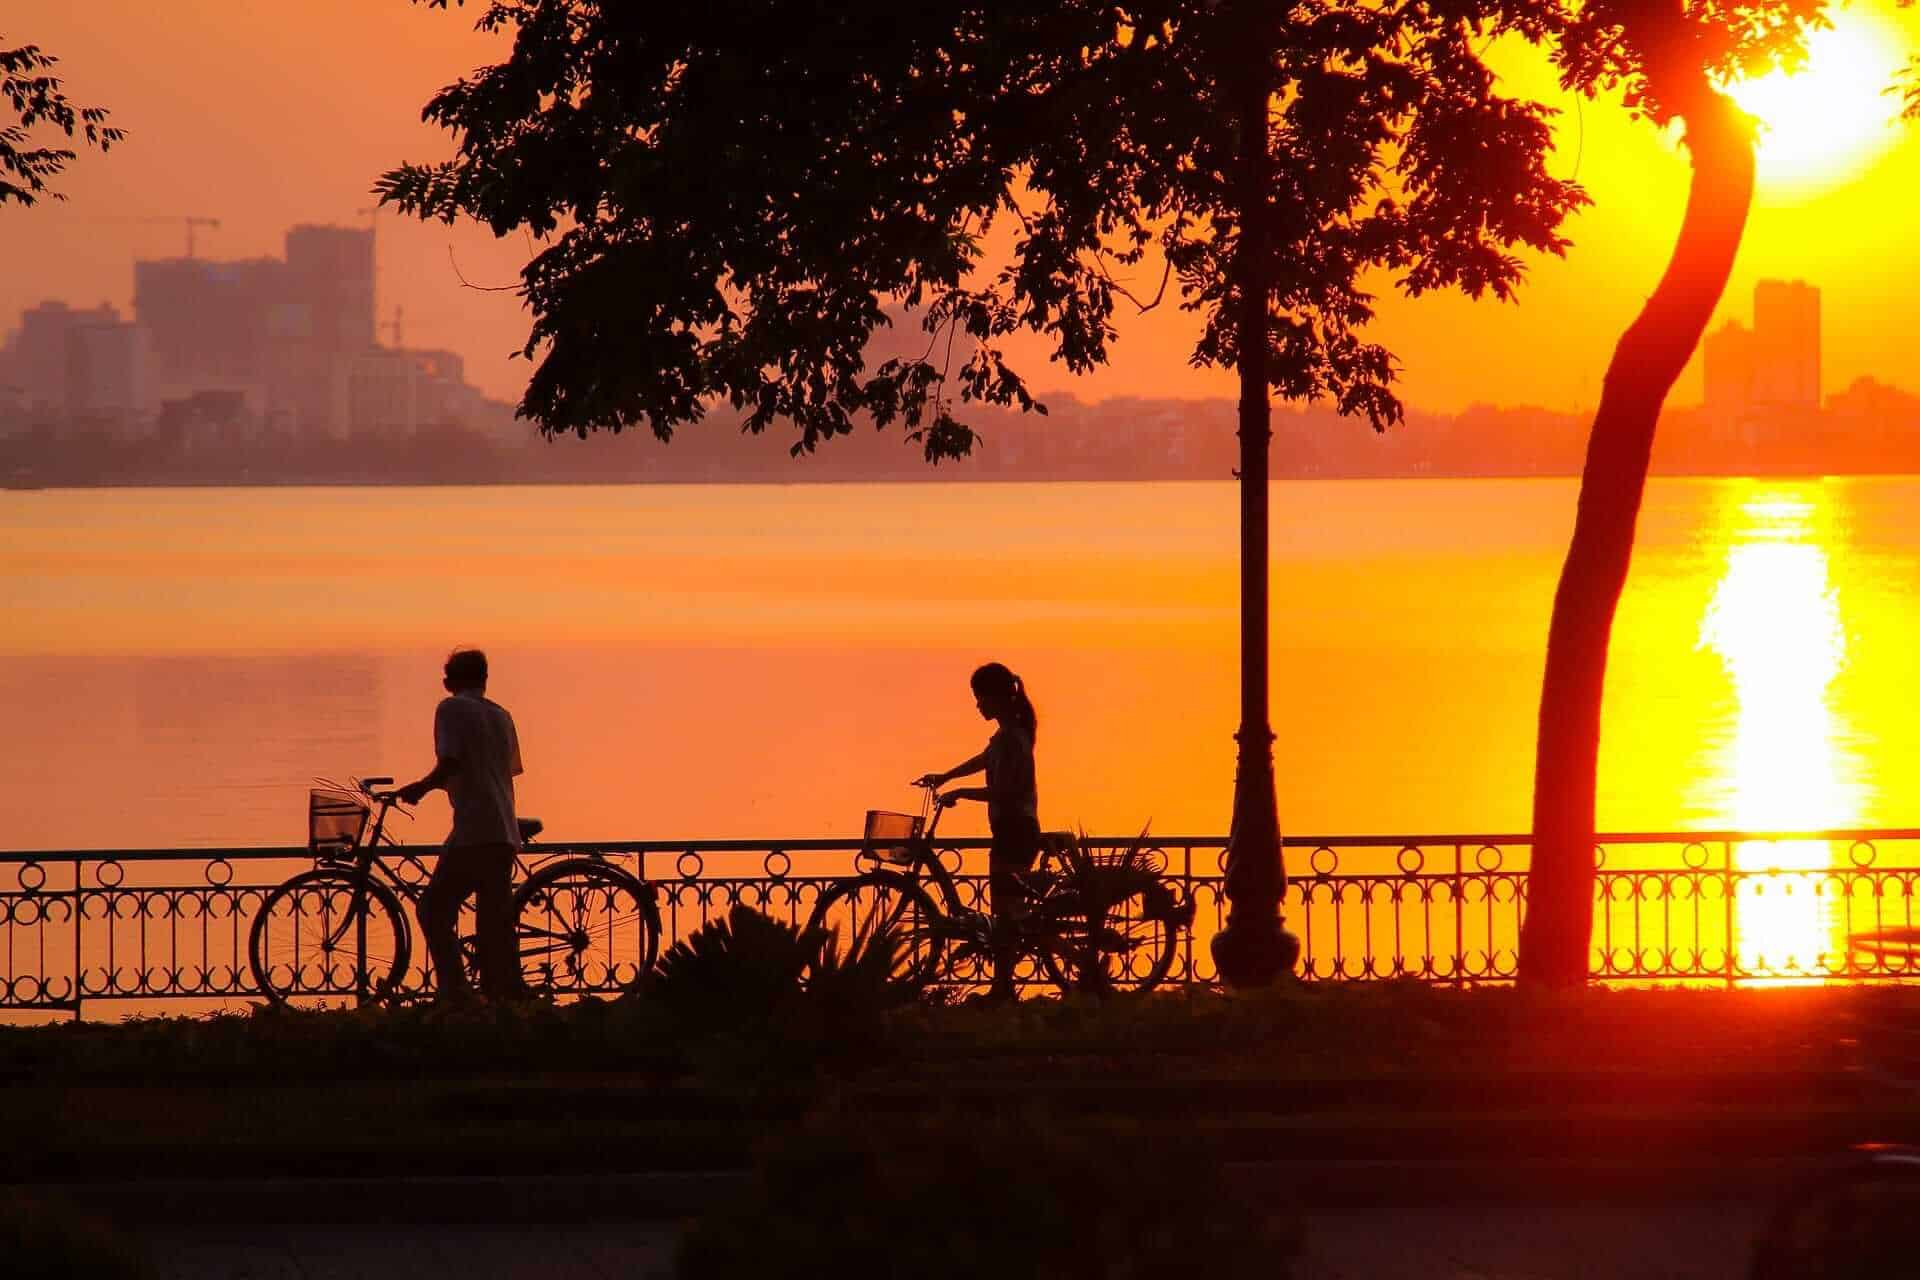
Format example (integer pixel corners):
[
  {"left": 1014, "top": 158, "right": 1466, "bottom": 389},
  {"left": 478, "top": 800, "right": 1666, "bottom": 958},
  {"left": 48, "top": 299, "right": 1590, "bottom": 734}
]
[{"left": 987, "top": 818, "right": 1042, "bottom": 997}]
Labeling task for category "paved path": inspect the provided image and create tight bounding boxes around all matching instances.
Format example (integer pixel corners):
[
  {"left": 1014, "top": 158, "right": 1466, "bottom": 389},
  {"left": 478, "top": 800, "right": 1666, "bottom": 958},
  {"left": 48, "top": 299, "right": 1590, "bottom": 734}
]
[
  {"left": 144, "top": 1224, "right": 677, "bottom": 1280},
  {"left": 1299, "top": 1202, "right": 1765, "bottom": 1279},
  {"left": 139, "top": 1201, "right": 1766, "bottom": 1280}
]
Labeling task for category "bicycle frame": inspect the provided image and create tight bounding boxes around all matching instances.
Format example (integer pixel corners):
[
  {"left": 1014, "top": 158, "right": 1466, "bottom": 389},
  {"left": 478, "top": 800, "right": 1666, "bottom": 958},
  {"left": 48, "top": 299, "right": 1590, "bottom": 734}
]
[
  {"left": 304, "top": 783, "right": 515, "bottom": 999},
  {"left": 329, "top": 790, "right": 430, "bottom": 903},
  {"left": 331, "top": 783, "right": 558, "bottom": 907},
  {"left": 880, "top": 787, "right": 1082, "bottom": 941},
  {"left": 825, "top": 783, "right": 1187, "bottom": 994},
  {"left": 874, "top": 784, "right": 974, "bottom": 915},
  {"left": 267, "top": 777, "right": 660, "bottom": 1006}
]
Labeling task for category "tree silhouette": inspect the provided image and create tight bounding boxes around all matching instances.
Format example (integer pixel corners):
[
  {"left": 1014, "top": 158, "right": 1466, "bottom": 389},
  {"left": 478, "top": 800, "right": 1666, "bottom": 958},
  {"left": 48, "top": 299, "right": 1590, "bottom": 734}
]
[
  {"left": 1, "top": 42, "right": 120, "bottom": 208},
  {"left": 1518, "top": 0, "right": 1824, "bottom": 986},
  {"left": 382, "top": 0, "right": 1835, "bottom": 990},
  {"left": 377, "top": 0, "right": 1587, "bottom": 983}
]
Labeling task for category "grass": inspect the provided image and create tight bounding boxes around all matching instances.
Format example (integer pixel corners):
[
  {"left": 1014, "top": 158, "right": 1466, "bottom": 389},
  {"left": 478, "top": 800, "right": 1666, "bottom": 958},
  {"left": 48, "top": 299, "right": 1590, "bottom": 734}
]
[
  {"left": 8, "top": 980, "right": 1919, "bottom": 1087},
  {"left": 9, "top": 982, "right": 1920, "bottom": 1179}
]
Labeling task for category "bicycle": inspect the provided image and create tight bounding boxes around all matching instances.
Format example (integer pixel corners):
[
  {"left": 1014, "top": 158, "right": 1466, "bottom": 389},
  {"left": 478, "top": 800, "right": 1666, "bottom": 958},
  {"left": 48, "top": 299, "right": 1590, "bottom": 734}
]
[
  {"left": 805, "top": 782, "right": 1192, "bottom": 995},
  {"left": 247, "top": 777, "right": 662, "bottom": 1006}
]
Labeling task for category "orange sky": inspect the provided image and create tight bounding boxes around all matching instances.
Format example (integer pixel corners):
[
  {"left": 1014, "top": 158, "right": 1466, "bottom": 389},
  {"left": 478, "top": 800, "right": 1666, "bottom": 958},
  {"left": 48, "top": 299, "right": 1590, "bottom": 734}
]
[{"left": 7, "top": 0, "right": 1919, "bottom": 420}]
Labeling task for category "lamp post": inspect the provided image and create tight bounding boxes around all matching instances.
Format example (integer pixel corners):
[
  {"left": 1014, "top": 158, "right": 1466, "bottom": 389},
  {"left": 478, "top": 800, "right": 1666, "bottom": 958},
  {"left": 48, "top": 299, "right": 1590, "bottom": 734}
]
[{"left": 1208, "top": 15, "right": 1300, "bottom": 988}]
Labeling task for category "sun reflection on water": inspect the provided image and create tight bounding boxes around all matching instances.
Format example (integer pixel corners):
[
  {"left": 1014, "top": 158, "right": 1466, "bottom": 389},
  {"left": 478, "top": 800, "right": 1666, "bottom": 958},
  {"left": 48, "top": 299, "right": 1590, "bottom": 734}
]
[{"left": 1697, "top": 488, "right": 1860, "bottom": 976}]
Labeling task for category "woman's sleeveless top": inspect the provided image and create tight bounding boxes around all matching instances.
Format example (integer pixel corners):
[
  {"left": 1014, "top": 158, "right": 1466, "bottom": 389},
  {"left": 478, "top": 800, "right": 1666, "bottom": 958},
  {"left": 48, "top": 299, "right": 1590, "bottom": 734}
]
[{"left": 983, "top": 724, "right": 1038, "bottom": 829}]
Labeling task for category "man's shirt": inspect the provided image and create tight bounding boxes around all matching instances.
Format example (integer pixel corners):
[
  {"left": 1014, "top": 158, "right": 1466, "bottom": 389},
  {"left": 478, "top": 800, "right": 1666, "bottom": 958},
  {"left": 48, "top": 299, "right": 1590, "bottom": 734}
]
[{"left": 433, "top": 690, "right": 524, "bottom": 848}]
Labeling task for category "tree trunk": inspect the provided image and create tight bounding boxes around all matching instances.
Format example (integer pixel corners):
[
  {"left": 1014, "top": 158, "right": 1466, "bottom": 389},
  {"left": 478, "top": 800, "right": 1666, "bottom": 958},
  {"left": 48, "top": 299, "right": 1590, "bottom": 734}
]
[
  {"left": 1211, "top": 41, "right": 1299, "bottom": 987},
  {"left": 1518, "top": 84, "right": 1755, "bottom": 986}
]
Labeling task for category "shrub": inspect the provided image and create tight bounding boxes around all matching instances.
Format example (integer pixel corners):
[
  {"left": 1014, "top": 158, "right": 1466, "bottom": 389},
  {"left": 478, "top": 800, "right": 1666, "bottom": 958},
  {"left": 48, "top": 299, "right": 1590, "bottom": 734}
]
[
  {"left": 653, "top": 903, "right": 928, "bottom": 1041},
  {"left": 651, "top": 905, "right": 823, "bottom": 1032}
]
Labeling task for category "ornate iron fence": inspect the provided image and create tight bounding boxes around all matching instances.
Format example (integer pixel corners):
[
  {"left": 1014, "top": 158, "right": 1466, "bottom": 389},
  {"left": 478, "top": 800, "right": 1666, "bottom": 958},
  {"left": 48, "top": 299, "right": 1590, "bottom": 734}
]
[{"left": 7, "top": 829, "right": 1920, "bottom": 1018}]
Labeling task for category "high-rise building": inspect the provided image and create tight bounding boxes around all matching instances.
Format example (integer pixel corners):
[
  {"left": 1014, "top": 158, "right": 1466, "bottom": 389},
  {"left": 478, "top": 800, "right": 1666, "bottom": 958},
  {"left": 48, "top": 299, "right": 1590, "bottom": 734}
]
[
  {"left": 283, "top": 225, "right": 375, "bottom": 354},
  {"left": 132, "top": 225, "right": 375, "bottom": 437},
  {"left": 348, "top": 347, "right": 478, "bottom": 439},
  {"left": 1703, "top": 320, "right": 1756, "bottom": 422},
  {"left": 5, "top": 300, "right": 120, "bottom": 409},
  {"left": 134, "top": 257, "right": 283, "bottom": 384},
  {"left": 1700, "top": 279, "right": 1822, "bottom": 439},
  {"left": 66, "top": 320, "right": 154, "bottom": 426},
  {"left": 1751, "top": 279, "right": 1820, "bottom": 410}
]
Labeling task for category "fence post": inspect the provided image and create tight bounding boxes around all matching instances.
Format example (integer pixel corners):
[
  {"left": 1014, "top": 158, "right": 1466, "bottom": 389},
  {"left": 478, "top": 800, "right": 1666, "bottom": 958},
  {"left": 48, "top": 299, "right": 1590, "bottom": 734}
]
[
  {"left": 1184, "top": 843, "right": 1195, "bottom": 983},
  {"left": 1453, "top": 843, "right": 1465, "bottom": 989},
  {"left": 72, "top": 856, "right": 84, "bottom": 1021},
  {"left": 1723, "top": 840, "right": 1737, "bottom": 990}
]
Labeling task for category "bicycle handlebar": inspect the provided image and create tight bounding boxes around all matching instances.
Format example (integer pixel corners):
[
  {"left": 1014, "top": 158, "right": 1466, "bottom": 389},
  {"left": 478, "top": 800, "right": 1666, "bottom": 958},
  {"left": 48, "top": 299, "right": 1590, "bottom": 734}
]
[
  {"left": 353, "top": 778, "right": 407, "bottom": 812},
  {"left": 916, "top": 778, "right": 949, "bottom": 840}
]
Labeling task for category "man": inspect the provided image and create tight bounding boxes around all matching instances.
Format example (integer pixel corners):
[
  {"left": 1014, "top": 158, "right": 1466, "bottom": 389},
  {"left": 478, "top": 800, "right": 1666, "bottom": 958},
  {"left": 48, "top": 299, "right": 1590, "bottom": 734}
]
[{"left": 398, "top": 648, "right": 525, "bottom": 1001}]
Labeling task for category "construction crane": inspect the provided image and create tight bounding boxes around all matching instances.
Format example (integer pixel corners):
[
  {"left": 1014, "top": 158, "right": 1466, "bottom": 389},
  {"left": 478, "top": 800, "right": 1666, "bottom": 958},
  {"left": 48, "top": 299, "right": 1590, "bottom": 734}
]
[
  {"left": 168, "top": 216, "right": 221, "bottom": 259},
  {"left": 90, "top": 215, "right": 222, "bottom": 259}
]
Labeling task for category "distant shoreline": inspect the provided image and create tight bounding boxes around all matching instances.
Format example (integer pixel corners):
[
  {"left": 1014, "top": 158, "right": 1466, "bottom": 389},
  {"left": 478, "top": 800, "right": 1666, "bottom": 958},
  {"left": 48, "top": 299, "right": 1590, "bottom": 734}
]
[
  {"left": 5, "top": 466, "right": 1916, "bottom": 491},
  {"left": 12, "top": 386, "right": 1920, "bottom": 488}
]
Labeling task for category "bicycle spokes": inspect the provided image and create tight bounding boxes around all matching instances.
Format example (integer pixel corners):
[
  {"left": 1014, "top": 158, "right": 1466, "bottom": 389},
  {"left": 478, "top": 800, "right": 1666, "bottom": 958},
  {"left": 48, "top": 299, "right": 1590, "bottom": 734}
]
[
  {"left": 250, "top": 872, "right": 409, "bottom": 1007},
  {"left": 515, "top": 863, "right": 656, "bottom": 994}
]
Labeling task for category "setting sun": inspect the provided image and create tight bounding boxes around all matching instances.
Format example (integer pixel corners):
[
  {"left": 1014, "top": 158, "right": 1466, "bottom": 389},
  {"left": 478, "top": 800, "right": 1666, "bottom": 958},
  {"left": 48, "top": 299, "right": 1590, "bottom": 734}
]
[{"left": 1726, "top": 9, "right": 1907, "bottom": 190}]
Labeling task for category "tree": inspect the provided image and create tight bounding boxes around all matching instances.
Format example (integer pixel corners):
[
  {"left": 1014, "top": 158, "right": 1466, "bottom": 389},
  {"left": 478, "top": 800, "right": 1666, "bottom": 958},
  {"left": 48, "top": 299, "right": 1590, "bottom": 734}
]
[
  {"left": 1518, "top": 0, "right": 1824, "bottom": 986},
  {"left": 379, "top": 0, "right": 1588, "bottom": 984},
  {"left": 1, "top": 41, "right": 121, "bottom": 208}
]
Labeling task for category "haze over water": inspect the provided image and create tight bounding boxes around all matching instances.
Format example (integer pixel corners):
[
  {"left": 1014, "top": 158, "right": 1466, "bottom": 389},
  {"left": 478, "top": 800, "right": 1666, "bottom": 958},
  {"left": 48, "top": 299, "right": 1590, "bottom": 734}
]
[{"left": 4, "top": 476, "right": 1915, "bottom": 860}]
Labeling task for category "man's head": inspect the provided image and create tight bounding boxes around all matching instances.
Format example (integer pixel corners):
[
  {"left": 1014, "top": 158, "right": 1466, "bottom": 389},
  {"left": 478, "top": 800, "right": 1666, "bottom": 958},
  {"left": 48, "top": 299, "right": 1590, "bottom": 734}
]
[{"left": 443, "top": 648, "right": 488, "bottom": 693}]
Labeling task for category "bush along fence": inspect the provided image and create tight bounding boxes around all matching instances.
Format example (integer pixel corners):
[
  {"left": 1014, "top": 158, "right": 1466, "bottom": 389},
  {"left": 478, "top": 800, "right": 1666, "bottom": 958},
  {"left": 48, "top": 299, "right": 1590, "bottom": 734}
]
[{"left": 6, "top": 830, "right": 1920, "bottom": 1018}]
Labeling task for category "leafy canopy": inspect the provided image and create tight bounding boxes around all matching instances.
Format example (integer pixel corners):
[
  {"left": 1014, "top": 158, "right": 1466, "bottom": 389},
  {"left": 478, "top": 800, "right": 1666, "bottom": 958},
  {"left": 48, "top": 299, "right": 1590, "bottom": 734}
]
[
  {"left": 1, "top": 42, "right": 121, "bottom": 208},
  {"left": 377, "top": 1, "right": 1811, "bottom": 459}
]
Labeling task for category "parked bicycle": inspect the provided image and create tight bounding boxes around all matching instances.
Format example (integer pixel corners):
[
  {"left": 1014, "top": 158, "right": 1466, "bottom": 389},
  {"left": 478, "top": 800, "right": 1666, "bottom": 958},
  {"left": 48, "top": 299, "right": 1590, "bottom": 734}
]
[
  {"left": 806, "top": 782, "right": 1192, "bottom": 994},
  {"left": 247, "top": 778, "right": 661, "bottom": 1006}
]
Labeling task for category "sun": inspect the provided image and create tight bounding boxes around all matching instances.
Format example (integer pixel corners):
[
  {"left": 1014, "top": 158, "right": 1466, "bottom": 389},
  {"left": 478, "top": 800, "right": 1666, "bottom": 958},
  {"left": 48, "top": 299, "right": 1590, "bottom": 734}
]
[{"left": 1724, "top": 9, "right": 1907, "bottom": 191}]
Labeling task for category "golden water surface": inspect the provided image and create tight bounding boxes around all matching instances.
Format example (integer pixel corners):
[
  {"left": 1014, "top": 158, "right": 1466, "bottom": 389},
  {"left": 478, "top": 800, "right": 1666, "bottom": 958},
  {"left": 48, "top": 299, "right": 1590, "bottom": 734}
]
[{"left": 3, "top": 480, "right": 1916, "bottom": 911}]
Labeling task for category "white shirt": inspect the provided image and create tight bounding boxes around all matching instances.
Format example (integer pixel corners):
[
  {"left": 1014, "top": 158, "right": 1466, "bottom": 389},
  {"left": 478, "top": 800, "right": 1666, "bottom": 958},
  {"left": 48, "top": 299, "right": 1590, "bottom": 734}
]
[{"left": 433, "top": 690, "right": 524, "bottom": 848}]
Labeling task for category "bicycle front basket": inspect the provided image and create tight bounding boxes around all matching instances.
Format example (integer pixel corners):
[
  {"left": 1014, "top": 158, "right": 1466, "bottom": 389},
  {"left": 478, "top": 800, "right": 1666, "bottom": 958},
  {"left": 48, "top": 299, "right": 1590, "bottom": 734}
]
[
  {"left": 309, "top": 789, "right": 370, "bottom": 860},
  {"left": 863, "top": 809, "right": 924, "bottom": 865}
]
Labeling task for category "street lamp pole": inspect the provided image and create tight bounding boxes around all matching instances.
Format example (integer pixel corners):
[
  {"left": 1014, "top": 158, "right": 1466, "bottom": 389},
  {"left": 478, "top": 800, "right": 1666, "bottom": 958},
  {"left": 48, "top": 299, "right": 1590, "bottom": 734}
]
[{"left": 1209, "top": 26, "right": 1299, "bottom": 988}]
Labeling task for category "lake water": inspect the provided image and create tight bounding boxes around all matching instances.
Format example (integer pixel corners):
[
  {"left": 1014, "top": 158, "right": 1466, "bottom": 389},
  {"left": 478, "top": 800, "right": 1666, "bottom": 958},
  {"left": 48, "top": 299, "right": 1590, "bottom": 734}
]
[{"left": 4, "top": 477, "right": 1918, "bottom": 853}]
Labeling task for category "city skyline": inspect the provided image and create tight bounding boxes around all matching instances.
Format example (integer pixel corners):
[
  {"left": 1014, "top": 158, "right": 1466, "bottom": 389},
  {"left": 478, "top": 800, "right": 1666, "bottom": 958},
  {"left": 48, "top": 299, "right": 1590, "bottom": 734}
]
[
  {"left": 0, "top": 237, "right": 1899, "bottom": 481},
  {"left": 6, "top": 0, "right": 1920, "bottom": 422},
  {"left": 0, "top": 219, "right": 517, "bottom": 452}
]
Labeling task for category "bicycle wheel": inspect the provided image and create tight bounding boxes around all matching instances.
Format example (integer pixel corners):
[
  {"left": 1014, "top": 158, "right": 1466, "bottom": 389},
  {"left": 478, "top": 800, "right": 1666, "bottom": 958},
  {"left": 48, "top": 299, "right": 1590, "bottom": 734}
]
[
  {"left": 1037, "top": 869, "right": 1182, "bottom": 995},
  {"left": 513, "top": 858, "right": 660, "bottom": 997},
  {"left": 806, "top": 871, "right": 949, "bottom": 987},
  {"left": 248, "top": 869, "right": 411, "bottom": 1007}
]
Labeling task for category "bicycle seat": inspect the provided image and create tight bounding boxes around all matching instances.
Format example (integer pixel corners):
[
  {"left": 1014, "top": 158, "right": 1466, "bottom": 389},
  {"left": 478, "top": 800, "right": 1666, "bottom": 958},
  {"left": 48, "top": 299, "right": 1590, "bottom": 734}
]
[{"left": 518, "top": 817, "right": 544, "bottom": 843}]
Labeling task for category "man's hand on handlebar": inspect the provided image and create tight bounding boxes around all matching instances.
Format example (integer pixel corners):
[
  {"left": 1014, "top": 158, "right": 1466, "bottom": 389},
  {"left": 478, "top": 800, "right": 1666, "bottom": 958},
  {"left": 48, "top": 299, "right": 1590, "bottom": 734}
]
[
  {"left": 912, "top": 773, "right": 946, "bottom": 790},
  {"left": 395, "top": 780, "right": 432, "bottom": 807}
]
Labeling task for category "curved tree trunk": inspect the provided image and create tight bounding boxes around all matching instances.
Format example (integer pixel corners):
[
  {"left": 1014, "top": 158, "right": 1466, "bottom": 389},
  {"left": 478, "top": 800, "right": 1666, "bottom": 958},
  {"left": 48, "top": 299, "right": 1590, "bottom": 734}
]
[{"left": 1518, "top": 83, "right": 1755, "bottom": 987}]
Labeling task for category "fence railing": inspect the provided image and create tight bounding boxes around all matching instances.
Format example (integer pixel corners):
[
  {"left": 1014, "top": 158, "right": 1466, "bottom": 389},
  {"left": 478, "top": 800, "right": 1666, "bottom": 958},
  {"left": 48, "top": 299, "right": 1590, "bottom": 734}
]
[{"left": 7, "top": 829, "right": 1920, "bottom": 1018}]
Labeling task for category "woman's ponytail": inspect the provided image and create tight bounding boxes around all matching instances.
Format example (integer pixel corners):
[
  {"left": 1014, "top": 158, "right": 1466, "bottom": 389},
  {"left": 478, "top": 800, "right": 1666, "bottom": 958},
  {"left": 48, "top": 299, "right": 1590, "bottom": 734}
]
[{"left": 971, "top": 662, "right": 1037, "bottom": 740}]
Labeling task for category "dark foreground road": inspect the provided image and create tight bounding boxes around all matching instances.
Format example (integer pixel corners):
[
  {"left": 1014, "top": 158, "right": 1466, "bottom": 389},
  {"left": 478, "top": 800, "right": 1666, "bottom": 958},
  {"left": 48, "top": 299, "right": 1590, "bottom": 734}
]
[
  {"left": 135, "top": 1201, "right": 1765, "bottom": 1280},
  {"left": 108, "top": 1170, "right": 1777, "bottom": 1280}
]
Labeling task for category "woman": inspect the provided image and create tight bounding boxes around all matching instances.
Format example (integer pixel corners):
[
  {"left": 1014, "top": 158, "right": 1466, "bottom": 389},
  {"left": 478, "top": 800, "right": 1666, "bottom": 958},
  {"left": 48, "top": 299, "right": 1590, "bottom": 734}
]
[{"left": 916, "top": 662, "right": 1040, "bottom": 998}]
